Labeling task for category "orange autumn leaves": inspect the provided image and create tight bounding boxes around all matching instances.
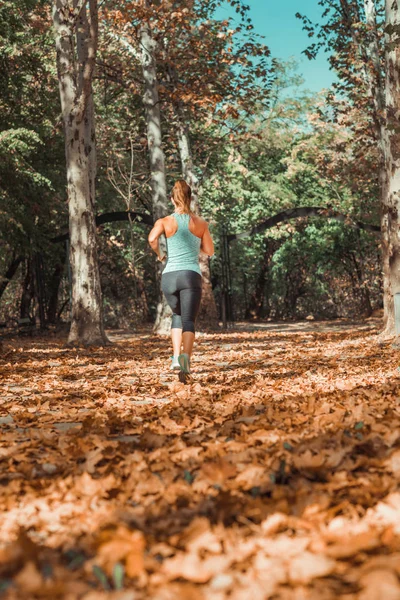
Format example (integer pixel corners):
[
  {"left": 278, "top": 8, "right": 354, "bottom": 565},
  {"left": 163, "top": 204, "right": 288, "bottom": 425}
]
[
  {"left": 95, "top": 526, "right": 146, "bottom": 579},
  {"left": 1, "top": 320, "right": 400, "bottom": 598}
]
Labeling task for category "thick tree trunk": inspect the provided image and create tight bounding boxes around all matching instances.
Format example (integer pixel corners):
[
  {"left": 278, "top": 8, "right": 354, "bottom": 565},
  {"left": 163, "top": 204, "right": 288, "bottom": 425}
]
[
  {"left": 361, "top": 0, "right": 391, "bottom": 333},
  {"left": 338, "top": 1, "right": 391, "bottom": 333},
  {"left": 139, "top": 17, "right": 171, "bottom": 334},
  {"left": 0, "top": 253, "right": 23, "bottom": 301},
  {"left": 381, "top": 0, "right": 400, "bottom": 337},
  {"left": 53, "top": 0, "right": 108, "bottom": 346},
  {"left": 140, "top": 22, "right": 168, "bottom": 221}
]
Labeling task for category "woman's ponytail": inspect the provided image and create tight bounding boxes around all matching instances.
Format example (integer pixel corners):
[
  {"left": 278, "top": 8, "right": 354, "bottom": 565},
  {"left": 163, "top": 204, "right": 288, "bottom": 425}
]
[{"left": 172, "top": 180, "right": 192, "bottom": 214}]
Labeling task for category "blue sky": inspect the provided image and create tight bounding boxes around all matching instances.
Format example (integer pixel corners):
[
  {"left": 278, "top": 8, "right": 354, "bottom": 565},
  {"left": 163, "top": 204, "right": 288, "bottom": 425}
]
[{"left": 216, "top": 0, "right": 338, "bottom": 94}]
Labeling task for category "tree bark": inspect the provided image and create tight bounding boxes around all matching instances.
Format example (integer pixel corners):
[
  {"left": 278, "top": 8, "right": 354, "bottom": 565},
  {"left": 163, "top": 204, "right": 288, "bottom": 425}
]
[
  {"left": 352, "top": 231, "right": 374, "bottom": 316},
  {"left": 53, "top": 0, "right": 108, "bottom": 346},
  {"left": 339, "top": 0, "right": 394, "bottom": 335},
  {"left": 381, "top": 0, "right": 400, "bottom": 337},
  {"left": 139, "top": 15, "right": 171, "bottom": 334},
  {"left": 175, "top": 106, "right": 199, "bottom": 198},
  {"left": 357, "top": 0, "right": 390, "bottom": 331}
]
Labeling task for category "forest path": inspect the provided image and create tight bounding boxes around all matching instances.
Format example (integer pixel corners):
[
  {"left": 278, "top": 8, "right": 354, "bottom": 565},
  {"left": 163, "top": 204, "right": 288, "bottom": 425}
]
[{"left": 1, "top": 319, "right": 400, "bottom": 599}]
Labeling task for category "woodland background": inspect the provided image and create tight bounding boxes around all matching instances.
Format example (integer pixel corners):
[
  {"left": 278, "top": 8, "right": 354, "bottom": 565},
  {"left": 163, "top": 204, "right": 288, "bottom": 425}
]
[{"left": 0, "top": 0, "right": 386, "bottom": 335}]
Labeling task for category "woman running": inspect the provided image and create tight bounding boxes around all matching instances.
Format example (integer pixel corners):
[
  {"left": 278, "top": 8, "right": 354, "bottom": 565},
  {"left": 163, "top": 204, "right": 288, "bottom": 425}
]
[{"left": 148, "top": 180, "right": 214, "bottom": 382}]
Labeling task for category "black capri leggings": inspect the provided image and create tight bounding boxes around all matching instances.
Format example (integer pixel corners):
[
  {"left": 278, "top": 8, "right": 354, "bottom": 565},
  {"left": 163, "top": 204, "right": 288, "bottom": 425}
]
[{"left": 161, "top": 270, "right": 202, "bottom": 333}]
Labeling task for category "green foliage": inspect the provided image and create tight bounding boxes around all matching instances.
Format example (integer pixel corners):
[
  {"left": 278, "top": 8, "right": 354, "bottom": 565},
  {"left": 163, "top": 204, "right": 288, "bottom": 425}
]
[
  {"left": 0, "top": 1, "right": 382, "bottom": 326},
  {"left": 0, "top": 0, "right": 65, "bottom": 252},
  {"left": 198, "top": 74, "right": 380, "bottom": 320}
]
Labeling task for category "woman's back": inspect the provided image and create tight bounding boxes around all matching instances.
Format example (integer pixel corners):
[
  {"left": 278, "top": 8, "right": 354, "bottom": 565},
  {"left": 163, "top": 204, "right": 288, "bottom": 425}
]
[{"left": 163, "top": 213, "right": 201, "bottom": 275}]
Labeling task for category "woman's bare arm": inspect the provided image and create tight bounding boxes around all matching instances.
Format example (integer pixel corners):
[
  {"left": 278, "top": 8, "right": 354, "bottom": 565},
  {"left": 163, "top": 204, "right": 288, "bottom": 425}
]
[
  {"left": 148, "top": 218, "right": 166, "bottom": 260},
  {"left": 200, "top": 222, "right": 214, "bottom": 257}
]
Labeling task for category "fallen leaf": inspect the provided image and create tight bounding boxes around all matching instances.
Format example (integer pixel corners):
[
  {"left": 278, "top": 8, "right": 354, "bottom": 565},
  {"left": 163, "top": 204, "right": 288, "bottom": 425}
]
[{"left": 288, "top": 551, "right": 336, "bottom": 584}]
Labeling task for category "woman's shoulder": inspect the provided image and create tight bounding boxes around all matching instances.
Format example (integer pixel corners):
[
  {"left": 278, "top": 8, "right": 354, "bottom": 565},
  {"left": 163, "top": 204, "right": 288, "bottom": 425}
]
[
  {"left": 163, "top": 214, "right": 178, "bottom": 237},
  {"left": 190, "top": 213, "right": 208, "bottom": 235},
  {"left": 190, "top": 213, "right": 208, "bottom": 227}
]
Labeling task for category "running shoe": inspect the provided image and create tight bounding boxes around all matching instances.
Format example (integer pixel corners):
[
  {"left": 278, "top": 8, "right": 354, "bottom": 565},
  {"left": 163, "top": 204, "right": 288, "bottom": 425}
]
[
  {"left": 178, "top": 353, "right": 192, "bottom": 383},
  {"left": 171, "top": 356, "right": 180, "bottom": 370}
]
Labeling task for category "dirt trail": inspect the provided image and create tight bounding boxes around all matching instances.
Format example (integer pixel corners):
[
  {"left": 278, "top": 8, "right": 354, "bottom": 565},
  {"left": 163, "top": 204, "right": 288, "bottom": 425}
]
[{"left": 1, "top": 319, "right": 400, "bottom": 599}]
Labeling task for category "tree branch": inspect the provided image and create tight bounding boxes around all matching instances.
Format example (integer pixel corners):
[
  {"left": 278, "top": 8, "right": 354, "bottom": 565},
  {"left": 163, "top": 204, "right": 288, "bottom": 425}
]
[
  {"left": 51, "top": 211, "right": 154, "bottom": 244},
  {"left": 227, "top": 207, "right": 380, "bottom": 242},
  {"left": 0, "top": 254, "right": 24, "bottom": 300}
]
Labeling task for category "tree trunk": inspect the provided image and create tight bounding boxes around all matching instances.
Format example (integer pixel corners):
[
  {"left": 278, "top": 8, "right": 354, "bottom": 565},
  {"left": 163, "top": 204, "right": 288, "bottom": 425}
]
[
  {"left": 350, "top": 245, "right": 373, "bottom": 316},
  {"left": 139, "top": 16, "right": 171, "bottom": 334},
  {"left": 33, "top": 253, "right": 46, "bottom": 329},
  {"left": 0, "top": 253, "right": 23, "bottom": 301},
  {"left": 247, "top": 257, "right": 268, "bottom": 319},
  {"left": 47, "top": 246, "right": 67, "bottom": 324},
  {"left": 381, "top": 0, "right": 400, "bottom": 337},
  {"left": 20, "top": 257, "right": 35, "bottom": 320},
  {"left": 246, "top": 239, "right": 282, "bottom": 319},
  {"left": 361, "top": 0, "right": 391, "bottom": 333},
  {"left": 247, "top": 275, "right": 267, "bottom": 320},
  {"left": 53, "top": 0, "right": 108, "bottom": 346},
  {"left": 175, "top": 105, "right": 199, "bottom": 197},
  {"left": 337, "top": 1, "right": 390, "bottom": 332},
  {"left": 341, "top": 0, "right": 394, "bottom": 335},
  {"left": 197, "top": 254, "right": 219, "bottom": 327}
]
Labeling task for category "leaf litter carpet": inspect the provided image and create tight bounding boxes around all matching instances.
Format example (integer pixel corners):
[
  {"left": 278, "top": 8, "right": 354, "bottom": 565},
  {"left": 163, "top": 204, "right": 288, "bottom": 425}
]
[{"left": 1, "top": 319, "right": 400, "bottom": 599}]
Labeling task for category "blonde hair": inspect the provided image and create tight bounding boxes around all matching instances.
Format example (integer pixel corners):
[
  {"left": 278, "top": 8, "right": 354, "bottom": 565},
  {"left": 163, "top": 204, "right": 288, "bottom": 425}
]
[{"left": 172, "top": 180, "right": 192, "bottom": 214}]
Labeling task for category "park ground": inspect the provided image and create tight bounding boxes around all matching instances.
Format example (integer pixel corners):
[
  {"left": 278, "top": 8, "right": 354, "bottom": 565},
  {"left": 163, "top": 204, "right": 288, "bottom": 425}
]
[{"left": 1, "top": 318, "right": 400, "bottom": 599}]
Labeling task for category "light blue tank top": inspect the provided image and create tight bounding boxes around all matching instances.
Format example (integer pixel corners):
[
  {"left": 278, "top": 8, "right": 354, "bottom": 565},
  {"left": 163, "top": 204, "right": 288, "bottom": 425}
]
[{"left": 162, "top": 213, "right": 202, "bottom": 276}]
